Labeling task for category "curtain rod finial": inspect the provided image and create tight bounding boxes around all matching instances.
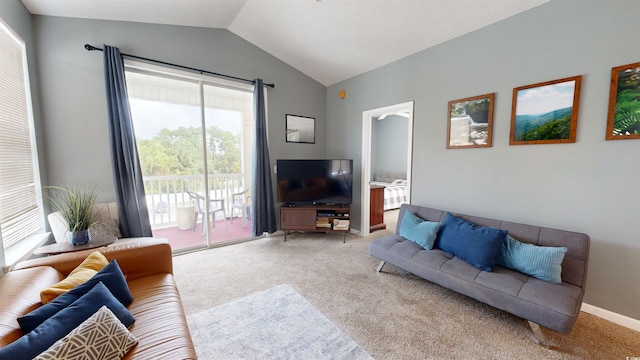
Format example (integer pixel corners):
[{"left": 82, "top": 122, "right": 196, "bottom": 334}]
[{"left": 84, "top": 44, "right": 100, "bottom": 51}]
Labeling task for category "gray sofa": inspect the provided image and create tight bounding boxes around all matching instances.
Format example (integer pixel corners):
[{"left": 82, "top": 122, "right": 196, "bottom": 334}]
[{"left": 369, "top": 204, "right": 590, "bottom": 343}]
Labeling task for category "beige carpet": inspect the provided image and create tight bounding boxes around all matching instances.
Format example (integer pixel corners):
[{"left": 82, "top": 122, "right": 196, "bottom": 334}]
[{"left": 173, "top": 223, "right": 640, "bottom": 359}]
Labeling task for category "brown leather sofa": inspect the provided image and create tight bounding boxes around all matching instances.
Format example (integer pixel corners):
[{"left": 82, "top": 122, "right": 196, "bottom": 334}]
[{"left": 0, "top": 239, "right": 196, "bottom": 359}]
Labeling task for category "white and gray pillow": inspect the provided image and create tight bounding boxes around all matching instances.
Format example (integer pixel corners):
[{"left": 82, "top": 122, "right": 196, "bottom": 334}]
[{"left": 34, "top": 306, "right": 138, "bottom": 360}]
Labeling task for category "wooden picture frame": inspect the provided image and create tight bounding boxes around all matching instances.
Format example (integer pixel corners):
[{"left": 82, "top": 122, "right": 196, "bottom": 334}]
[
  {"left": 286, "top": 114, "right": 315, "bottom": 144},
  {"left": 509, "top": 76, "right": 582, "bottom": 145},
  {"left": 606, "top": 61, "right": 640, "bottom": 140},
  {"left": 447, "top": 93, "right": 495, "bottom": 149}
]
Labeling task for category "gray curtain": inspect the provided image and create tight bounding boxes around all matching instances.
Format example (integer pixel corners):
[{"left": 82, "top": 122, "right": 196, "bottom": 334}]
[
  {"left": 103, "top": 45, "right": 152, "bottom": 238},
  {"left": 251, "top": 79, "right": 277, "bottom": 236}
]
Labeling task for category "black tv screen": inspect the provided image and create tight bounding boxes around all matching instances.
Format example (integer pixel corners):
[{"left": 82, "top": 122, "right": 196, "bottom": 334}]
[{"left": 277, "top": 159, "right": 353, "bottom": 205}]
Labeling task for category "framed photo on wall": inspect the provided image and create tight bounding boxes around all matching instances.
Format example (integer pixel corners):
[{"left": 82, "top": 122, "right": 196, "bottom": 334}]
[
  {"left": 509, "top": 76, "right": 582, "bottom": 145},
  {"left": 447, "top": 93, "right": 495, "bottom": 149},
  {"left": 606, "top": 61, "right": 640, "bottom": 140},
  {"left": 286, "top": 114, "right": 315, "bottom": 144}
]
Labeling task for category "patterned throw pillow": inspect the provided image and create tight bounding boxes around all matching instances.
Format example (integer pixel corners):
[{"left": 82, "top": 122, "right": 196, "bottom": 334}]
[
  {"left": 34, "top": 306, "right": 138, "bottom": 360},
  {"left": 89, "top": 219, "right": 122, "bottom": 238}
]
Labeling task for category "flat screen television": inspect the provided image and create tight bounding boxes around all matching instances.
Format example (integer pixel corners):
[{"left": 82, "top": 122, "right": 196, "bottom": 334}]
[{"left": 277, "top": 159, "right": 353, "bottom": 205}]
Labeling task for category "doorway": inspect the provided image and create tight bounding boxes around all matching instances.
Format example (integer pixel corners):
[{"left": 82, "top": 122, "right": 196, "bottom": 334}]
[{"left": 361, "top": 101, "right": 414, "bottom": 236}]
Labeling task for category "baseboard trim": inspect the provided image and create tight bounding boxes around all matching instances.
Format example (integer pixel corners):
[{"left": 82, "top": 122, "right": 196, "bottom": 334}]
[{"left": 581, "top": 303, "right": 640, "bottom": 332}]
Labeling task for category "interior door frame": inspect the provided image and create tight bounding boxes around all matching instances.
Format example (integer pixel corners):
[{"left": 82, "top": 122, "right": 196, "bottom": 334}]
[{"left": 361, "top": 101, "right": 414, "bottom": 236}]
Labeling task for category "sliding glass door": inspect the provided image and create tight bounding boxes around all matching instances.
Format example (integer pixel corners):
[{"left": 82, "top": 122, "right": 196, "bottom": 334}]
[{"left": 125, "top": 65, "right": 254, "bottom": 252}]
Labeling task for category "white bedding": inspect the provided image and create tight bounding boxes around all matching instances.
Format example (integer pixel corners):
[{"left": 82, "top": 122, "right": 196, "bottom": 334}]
[{"left": 371, "top": 178, "right": 407, "bottom": 210}]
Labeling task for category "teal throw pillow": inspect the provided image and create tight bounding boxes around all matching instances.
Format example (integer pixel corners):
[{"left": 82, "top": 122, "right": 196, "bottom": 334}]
[
  {"left": 399, "top": 211, "right": 440, "bottom": 250},
  {"left": 496, "top": 235, "right": 567, "bottom": 284}
]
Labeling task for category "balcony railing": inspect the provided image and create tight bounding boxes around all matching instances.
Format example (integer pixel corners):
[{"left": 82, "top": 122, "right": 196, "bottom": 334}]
[{"left": 143, "top": 174, "right": 246, "bottom": 228}]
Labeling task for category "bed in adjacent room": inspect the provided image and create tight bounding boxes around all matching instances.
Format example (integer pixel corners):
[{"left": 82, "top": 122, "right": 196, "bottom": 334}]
[{"left": 370, "top": 171, "right": 408, "bottom": 211}]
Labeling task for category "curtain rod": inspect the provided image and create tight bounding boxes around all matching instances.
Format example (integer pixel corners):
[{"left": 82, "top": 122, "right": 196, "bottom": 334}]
[{"left": 84, "top": 44, "right": 275, "bottom": 88}]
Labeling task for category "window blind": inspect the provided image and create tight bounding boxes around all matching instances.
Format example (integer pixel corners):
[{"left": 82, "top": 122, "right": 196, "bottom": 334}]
[{"left": 0, "top": 19, "right": 42, "bottom": 249}]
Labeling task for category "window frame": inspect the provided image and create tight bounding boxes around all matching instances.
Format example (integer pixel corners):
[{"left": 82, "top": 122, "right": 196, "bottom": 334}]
[{"left": 0, "top": 17, "right": 46, "bottom": 272}]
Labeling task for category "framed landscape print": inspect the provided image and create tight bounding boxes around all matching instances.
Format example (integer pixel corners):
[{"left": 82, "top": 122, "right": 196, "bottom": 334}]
[
  {"left": 286, "top": 114, "right": 315, "bottom": 144},
  {"left": 447, "top": 93, "right": 495, "bottom": 149},
  {"left": 606, "top": 61, "right": 640, "bottom": 140},
  {"left": 509, "top": 76, "right": 582, "bottom": 145}
]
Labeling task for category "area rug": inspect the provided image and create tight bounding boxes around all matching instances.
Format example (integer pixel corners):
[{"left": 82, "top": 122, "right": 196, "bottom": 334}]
[{"left": 187, "top": 284, "right": 373, "bottom": 360}]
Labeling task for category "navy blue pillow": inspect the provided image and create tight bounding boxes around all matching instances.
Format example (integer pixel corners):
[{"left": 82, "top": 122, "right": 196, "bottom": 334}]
[
  {"left": 0, "top": 282, "right": 134, "bottom": 360},
  {"left": 436, "top": 213, "right": 507, "bottom": 272},
  {"left": 18, "top": 260, "right": 133, "bottom": 334}
]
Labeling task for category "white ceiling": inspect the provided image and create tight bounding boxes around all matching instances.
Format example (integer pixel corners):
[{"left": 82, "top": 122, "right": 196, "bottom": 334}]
[{"left": 21, "top": 0, "right": 549, "bottom": 86}]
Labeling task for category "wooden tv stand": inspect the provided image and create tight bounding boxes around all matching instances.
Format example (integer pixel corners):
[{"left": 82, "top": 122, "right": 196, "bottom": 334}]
[{"left": 280, "top": 204, "right": 351, "bottom": 242}]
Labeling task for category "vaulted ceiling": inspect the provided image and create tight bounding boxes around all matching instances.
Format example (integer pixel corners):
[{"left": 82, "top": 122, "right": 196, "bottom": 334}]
[{"left": 21, "top": 0, "right": 549, "bottom": 86}]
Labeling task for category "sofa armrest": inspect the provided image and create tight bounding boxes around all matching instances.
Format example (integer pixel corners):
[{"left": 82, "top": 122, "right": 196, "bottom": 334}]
[{"left": 14, "top": 238, "right": 172, "bottom": 281}]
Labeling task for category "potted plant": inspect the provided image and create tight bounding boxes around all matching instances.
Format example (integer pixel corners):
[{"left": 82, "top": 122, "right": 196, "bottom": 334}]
[{"left": 45, "top": 185, "right": 98, "bottom": 245}]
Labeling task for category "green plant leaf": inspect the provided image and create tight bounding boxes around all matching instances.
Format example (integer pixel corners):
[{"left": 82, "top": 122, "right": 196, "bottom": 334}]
[{"left": 44, "top": 184, "right": 99, "bottom": 231}]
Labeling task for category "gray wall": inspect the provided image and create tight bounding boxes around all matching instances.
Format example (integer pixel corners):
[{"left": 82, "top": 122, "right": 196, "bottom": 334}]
[
  {"left": 372, "top": 115, "right": 409, "bottom": 178},
  {"left": 327, "top": 0, "right": 640, "bottom": 320},
  {"left": 32, "top": 16, "right": 327, "bottom": 203}
]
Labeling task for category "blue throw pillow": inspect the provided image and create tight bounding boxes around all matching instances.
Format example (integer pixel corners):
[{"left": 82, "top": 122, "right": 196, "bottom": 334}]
[
  {"left": 436, "top": 213, "right": 507, "bottom": 272},
  {"left": 18, "top": 259, "right": 133, "bottom": 334},
  {"left": 399, "top": 211, "right": 441, "bottom": 250},
  {"left": 0, "top": 282, "right": 135, "bottom": 360},
  {"left": 496, "top": 235, "right": 568, "bottom": 283}
]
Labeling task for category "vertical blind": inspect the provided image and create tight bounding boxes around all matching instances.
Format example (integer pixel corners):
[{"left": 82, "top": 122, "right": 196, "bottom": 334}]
[{"left": 0, "top": 20, "right": 41, "bottom": 248}]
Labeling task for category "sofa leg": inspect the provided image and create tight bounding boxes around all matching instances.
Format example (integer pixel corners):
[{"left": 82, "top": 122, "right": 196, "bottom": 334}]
[
  {"left": 528, "top": 321, "right": 549, "bottom": 347},
  {"left": 376, "top": 261, "right": 386, "bottom": 272}
]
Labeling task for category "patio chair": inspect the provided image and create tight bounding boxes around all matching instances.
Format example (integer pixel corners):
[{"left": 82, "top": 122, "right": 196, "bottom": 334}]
[
  {"left": 230, "top": 188, "right": 251, "bottom": 227},
  {"left": 187, "top": 191, "right": 227, "bottom": 234}
]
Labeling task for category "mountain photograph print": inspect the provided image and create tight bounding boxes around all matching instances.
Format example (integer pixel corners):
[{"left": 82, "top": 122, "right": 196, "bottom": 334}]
[
  {"left": 510, "top": 76, "right": 582, "bottom": 145},
  {"left": 606, "top": 61, "right": 640, "bottom": 140}
]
